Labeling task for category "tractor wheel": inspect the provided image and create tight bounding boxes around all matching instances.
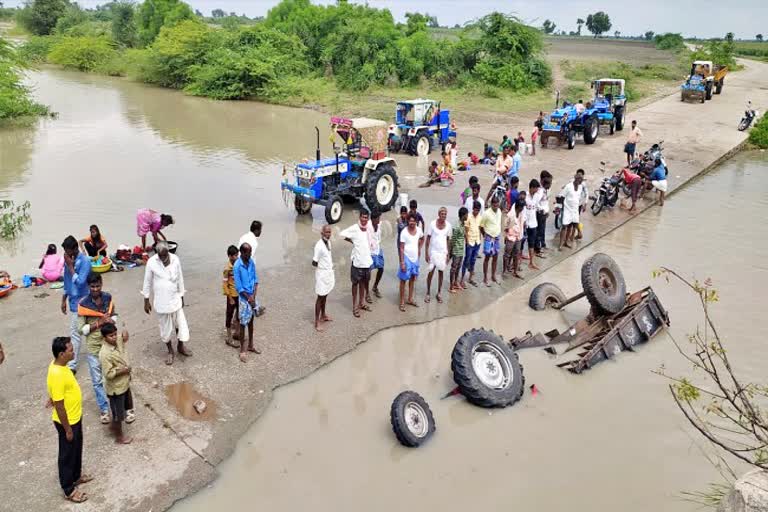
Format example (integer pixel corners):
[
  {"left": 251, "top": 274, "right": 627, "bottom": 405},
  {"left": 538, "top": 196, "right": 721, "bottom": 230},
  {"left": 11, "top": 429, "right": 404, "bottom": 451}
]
[
  {"left": 451, "top": 328, "right": 524, "bottom": 409},
  {"left": 567, "top": 130, "right": 576, "bottom": 150},
  {"left": 390, "top": 391, "right": 436, "bottom": 448},
  {"left": 705, "top": 82, "right": 713, "bottom": 101},
  {"left": 529, "top": 282, "right": 567, "bottom": 311},
  {"left": 581, "top": 253, "right": 627, "bottom": 315},
  {"left": 583, "top": 116, "right": 599, "bottom": 145},
  {"left": 614, "top": 106, "right": 626, "bottom": 131},
  {"left": 365, "top": 164, "right": 399, "bottom": 212},
  {"left": 609, "top": 118, "right": 615, "bottom": 135},
  {"left": 294, "top": 196, "right": 312, "bottom": 215},
  {"left": 715, "top": 78, "right": 724, "bottom": 95},
  {"left": 324, "top": 195, "right": 343, "bottom": 224},
  {"left": 411, "top": 133, "right": 431, "bottom": 157}
]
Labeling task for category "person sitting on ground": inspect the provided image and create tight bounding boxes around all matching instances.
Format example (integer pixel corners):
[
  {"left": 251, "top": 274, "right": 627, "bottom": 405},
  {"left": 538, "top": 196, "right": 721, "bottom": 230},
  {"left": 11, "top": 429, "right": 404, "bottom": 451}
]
[
  {"left": 468, "top": 152, "right": 480, "bottom": 166},
  {"left": 483, "top": 143, "right": 497, "bottom": 165},
  {"left": 515, "top": 131, "right": 526, "bottom": 155},
  {"left": 136, "top": 209, "right": 173, "bottom": 251},
  {"left": 419, "top": 160, "right": 441, "bottom": 188},
  {"left": 0, "top": 270, "right": 10, "bottom": 287},
  {"left": 99, "top": 323, "right": 134, "bottom": 445},
  {"left": 499, "top": 135, "right": 513, "bottom": 153},
  {"left": 79, "top": 225, "right": 108, "bottom": 258},
  {"left": 40, "top": 244, "right": 65, "bottom": 282},
  {"left": 439, "top": 158, "right": 455, "bottom": 186}
]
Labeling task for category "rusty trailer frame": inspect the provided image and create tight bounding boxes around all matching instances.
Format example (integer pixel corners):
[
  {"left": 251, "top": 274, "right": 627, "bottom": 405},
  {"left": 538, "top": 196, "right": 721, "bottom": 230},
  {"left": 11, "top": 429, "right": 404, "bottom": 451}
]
[{"left": 510, "top": 287, "right": 670, "bottom": 373}]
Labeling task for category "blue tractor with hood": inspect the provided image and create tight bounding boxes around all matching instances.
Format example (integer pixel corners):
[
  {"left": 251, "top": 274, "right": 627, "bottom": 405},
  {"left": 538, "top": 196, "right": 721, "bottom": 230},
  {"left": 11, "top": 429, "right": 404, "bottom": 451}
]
[{"left": 387, "top": 99, "right": 456, "bottom": 156}]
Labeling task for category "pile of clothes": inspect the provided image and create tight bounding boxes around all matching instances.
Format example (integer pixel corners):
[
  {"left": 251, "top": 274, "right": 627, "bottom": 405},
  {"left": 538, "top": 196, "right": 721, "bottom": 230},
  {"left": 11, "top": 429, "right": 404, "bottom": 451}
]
[{"left": 112, "top": 245, "right": 150, "bottom": 268}]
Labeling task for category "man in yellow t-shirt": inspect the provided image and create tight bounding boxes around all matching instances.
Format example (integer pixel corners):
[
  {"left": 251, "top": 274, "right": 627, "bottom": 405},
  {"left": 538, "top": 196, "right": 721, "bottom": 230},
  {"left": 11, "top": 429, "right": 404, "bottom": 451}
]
[
  {"left": 461, "top": 201, "right": 483, "bottom": 287},
  {"left": 47, "top": 337, "right": 92, "bottom": 503},
  {"left": 479, "top": 196, "right": 503, "bottom": 286}
]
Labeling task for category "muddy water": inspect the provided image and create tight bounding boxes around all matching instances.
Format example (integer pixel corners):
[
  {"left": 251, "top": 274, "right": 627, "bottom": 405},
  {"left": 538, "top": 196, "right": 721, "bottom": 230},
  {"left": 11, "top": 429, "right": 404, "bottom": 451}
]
[
  {"left": 0, "top": 69, "right": 476, "bottom": 278},
  {"left": 175, "top": 152, "right": 768, "bottom": 512},
  {"left": 165, "top": 382, "right": 217, "bottom": 421}
]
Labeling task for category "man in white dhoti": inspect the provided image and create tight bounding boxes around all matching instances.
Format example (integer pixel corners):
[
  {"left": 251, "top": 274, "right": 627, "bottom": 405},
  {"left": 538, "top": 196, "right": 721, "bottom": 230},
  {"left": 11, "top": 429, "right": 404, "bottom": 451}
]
[
  {"left": 141, "top": 241, "right": 191, "bottom": 365},
  {"left": 312, "top": 225, "right": 334, "bottom": 332},
  {"left": 558, "top": 172, "right": 584, "bottom": 250}
]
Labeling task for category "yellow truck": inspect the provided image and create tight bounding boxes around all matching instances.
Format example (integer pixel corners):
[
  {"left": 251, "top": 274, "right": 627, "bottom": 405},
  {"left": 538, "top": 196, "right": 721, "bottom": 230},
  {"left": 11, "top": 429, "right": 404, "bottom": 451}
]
[{"left": 680, "top": 60, "right": 728, "bottom": 103}]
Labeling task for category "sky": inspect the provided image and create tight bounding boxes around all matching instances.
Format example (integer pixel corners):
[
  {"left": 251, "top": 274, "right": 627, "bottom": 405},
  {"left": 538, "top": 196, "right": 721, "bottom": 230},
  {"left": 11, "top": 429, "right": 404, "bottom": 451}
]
[{"left": 4, "top": 0, "right": 766, "bottom": 39}]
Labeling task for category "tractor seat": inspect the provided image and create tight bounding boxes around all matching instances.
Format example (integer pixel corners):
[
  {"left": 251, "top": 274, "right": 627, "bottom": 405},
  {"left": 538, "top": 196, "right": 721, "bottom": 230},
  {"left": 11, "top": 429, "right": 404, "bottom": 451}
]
[{"left": 359, "top": 146, "right": 371, "bottom": 159}]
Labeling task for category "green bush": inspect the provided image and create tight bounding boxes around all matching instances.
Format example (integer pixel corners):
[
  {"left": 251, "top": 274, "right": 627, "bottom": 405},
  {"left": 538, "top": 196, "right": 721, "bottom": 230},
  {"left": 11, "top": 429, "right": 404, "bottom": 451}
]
[
  {"left": 654, "top": 33, "right": 685, "bottom": 50},
  {"left": 0, "top": 37, "right": 50, "bottom": 120},
  {"left": 748, "top": 114, "right": 768, "bottom": 149},
  {"left": 16, "top": 35, "right": 58, "bottom": 63},
  {"left": 15, "top": 0, "right": 69, "bottom": 36},
  {"left": 48, "top": 36, "right": 117, "bottom": 72},
  {"left": 138, "top": 19, "right": 216, "bottom": 88}
]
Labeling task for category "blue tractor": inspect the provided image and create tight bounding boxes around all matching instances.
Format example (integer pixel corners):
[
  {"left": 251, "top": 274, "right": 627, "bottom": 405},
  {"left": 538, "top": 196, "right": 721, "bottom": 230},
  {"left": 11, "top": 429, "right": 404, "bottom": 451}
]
[
  {"left": 281, "top": 117, "right": 399, "bottom": 224},
  {"left": 387, "top": 99, "right": 456, "bottom": 156},
  {"left": 590, "top": 78, "right": 627, "bottom": 132},
  {"left": 540, "top": 102, "right": 601, "bottom": 150}
]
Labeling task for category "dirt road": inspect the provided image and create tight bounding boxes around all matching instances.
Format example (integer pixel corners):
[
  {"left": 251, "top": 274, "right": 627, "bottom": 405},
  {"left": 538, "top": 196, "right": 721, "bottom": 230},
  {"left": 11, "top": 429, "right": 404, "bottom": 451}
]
[{"left": 1, "top": 58, "right": 766, "bottom": 512}]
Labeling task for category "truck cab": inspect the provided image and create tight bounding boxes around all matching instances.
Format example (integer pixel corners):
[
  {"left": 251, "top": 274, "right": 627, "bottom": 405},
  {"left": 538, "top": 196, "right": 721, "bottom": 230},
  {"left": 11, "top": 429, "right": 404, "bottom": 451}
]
[{"left": 591, "top": 78, "right": 627, "bottom": 131}]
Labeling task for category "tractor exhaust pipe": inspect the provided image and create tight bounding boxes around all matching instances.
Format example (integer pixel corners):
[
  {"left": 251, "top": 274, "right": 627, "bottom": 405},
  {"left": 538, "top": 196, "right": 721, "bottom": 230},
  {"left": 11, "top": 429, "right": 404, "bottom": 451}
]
[
  {"left": 555, "top": 89, "right": 560, "bottom": 109},
  {"left": 315, "top": 126, "right": 321, "bottom": 163}
]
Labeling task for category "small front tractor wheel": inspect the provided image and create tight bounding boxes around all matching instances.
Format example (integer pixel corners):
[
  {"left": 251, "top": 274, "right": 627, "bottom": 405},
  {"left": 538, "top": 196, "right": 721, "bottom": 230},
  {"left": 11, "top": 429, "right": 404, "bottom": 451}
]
[
  {"left": 365, "top": 164, "right": 399, "bottom": 212},
  {"left": 529, "top": 282, "right": 567, "bottom": 311},
  {"left": 390, "top": 391, "right": 436, "bottom": 448},
  {"left": 581, "top": 253, "right": 627, "bottom": 315},
  {"left": 567, "top": 129, "right": 576, "bottom": 150},
  {"left": 715, "top": 78, "right": 724, "bottom": 95},
  {"left": 583, "top": 116, "right": 599, "bottom": 145},
  {"left": 294, "top": 196, "right": 312, "bottom": 215},
  {"left": 324, "top": 195, "right": 343, "bottom": 224},
  {"left": 614, "top": 106, "right": 625, "bottom": 131}
]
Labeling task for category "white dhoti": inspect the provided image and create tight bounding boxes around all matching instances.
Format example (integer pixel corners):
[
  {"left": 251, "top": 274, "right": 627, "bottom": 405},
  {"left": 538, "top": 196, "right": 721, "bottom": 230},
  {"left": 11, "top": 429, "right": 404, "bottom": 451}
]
[
  {"left": 158, "top": 308, "right": 190, "bottom": 343},
  {"left": 562, "top": 204, "right": 580, "bottom": 226},
  {"left": 315, "top": 268, "right": 335, "bottom": 297},
  {"left": 651, "top": 179, "right": 668, "bottom": 192},
  {"left": 427, "top": 250, "right": 448, "bottom": 272}
]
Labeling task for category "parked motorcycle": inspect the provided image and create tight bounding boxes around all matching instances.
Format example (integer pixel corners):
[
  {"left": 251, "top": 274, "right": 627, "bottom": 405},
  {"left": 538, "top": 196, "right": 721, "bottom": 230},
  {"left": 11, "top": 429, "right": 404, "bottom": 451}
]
[
  {"left": 591, "top": 162, "right": 622, "bottom": 216},
  {"left": 738, "top": 101, "right": 759, "bottom": 131}
]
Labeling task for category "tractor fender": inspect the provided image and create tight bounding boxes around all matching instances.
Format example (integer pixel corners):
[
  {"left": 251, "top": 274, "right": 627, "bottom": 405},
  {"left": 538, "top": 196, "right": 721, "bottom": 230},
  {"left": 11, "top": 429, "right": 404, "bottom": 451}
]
[{"left": 363, "top": 158, "right": 397, "bottom": 184}]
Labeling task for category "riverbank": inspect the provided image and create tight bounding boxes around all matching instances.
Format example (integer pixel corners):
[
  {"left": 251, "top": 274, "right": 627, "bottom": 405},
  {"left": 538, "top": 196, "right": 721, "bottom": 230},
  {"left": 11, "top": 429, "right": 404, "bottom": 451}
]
[{"left": 0, "top": 58, "right": 766, "bottom": 512}]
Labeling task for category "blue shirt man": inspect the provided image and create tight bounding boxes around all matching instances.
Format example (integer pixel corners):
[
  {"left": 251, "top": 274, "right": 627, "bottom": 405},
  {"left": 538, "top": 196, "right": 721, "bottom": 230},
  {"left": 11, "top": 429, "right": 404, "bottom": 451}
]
[
  {"left": 509, "top": 149, "right": 522, "bottom": 179},
  {"left": 233, "top": 243, "right": 260, "bottom": 358},
  {"left": 61, "top": 235, "right": 91, "bottom": 371},
  {"left": 649, "top": 164, "right": 666, "bottom": 182},
  {"left": 233, "top": 256, "right": 258, "bottom": 297}
]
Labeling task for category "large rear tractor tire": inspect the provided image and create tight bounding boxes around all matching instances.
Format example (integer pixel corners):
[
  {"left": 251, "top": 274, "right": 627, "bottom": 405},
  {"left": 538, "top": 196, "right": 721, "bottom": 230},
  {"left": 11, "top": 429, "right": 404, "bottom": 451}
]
[
  {"left": 410, "top": 133, "right": 431, "bottom": 156},
  {"left": 583, "top": 116, "right": 599, "bottom": 145},
  {"left": 705, "top": 82, "right": 713, "bottom": 101},
  {"left": 567, "top": 129, "right": 576, "bottom": 150},
  {"left": 614, "top": 106, "right": 626, "bottom": 131},
  {"left": 294, "top": 196, "right": 312, "bottom": 215},
  {"left": 365, "top": 164, "right": 399, "bottom": 212},
  {"left": 715, "top": 79, "right": 724, "bottom": 95},
  {"left": 390, "top": 390, "right": 436, "bottom": 448},
  {"left": 581, "top": 253, "right": 627, "bottom": 315},
  {"left": 451, "top": 329, "right": 524, "bottom": 408},
  {"left": 529, "top": 282, "right": 567, "bottom": 311},
  {"left": 324, "top": 195, "right": 343, "bottom": 224}
]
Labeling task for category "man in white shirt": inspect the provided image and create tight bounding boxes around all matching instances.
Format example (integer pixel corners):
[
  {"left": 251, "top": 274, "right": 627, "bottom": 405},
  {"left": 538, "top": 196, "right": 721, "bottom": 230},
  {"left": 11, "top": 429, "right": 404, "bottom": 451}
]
[
  {"left": 141, "top": 241, "right": 190, "bottom": 365},
  {"left": 524, "top": 179, "right": 542, "bottom": 270},
  {"left": 558, "top": 173, "right": 584, "bottom": 250},
  {"left": 339, "top": 209, "right": 374, "bottom": 318},
  {"left": 536, "top": 171, "right": 552, "bottom": 255},
  {"left": 238, "top": 220, "right": 265, "bottom": 316},
  {"left": 576, "top": 168, "right": 589, "bottom": 240},
  {"left": 368, "top": 211, "right": 385, "bottom": 299},
  {"left": 464, "top": 183, "right": 485, "bottom": 216},
  {"left": 424, "top": 207, "right": 452, "bottom": 303}
]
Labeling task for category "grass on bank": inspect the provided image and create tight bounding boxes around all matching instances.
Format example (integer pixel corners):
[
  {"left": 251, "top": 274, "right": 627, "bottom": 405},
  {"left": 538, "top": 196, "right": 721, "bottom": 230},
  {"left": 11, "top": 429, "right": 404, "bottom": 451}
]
[
  {"left": 747, "top": 113, "right": 768, "bottom": 149},
  {"left": 733, "top": 41, "right": 768, "bottom": 62}
]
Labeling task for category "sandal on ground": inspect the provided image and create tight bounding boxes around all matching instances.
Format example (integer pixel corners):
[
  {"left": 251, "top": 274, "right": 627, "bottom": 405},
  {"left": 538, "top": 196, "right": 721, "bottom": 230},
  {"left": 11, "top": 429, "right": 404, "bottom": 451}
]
[
  {"left": 399, "top": 304, "right": 406, "bottom": 312},
  {"left": 353, "top": 309, "right": 361, "bottom": 318},
  {"left": 373, "top": 289, "right": 382, "bottom": 298},
  {"left": 239, "top": 353, "right": 247, "bottom": 363},
  {"left": 436, "top": 295, "right": 443, "bottom": 303},
  {"left": 65, "top": 490, "right": 88, "bottom": 503},
  {"left": 100, "top": 411, "right": 111, "bottom": 424},
  {"left": 406, "top": 300, "right": 420, "bottom": 308},
  {"left": 74, "top": 474, "right": 93, "bottom": 485},
  {"left": 125, "top": 410, "right": 136, "bottom": 424},
  {"left": 225, "top": 338, "right": 240, "bottom": 348},
  {"left": 166, "top": 353, "right": 174, "bottom": 366},
  {"left": 359, "top": 304, "right": 371, "bottom": 312},
  {"left": 365, "top": 296, "right": 373, "bottom": 304}
]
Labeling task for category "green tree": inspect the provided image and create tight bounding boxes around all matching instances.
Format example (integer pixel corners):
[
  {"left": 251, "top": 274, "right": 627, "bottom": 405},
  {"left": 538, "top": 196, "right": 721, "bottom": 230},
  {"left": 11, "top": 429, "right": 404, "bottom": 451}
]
[
  {"left": 1, "top": 36, "right": 50, "bottom": 119},
  {"left": 614, "top": 30, "right": 620, "bottom": 38},
  {"left": 137, "top": 0, "right": 193, "bottom": 46},
  {"left": 585, "top": 11, "right": 611, "bottom": 38},
  {"left": 53, "top": 2, "right": 87, "bottom": 34},
  {"left": 757, "top": 34, "right": 763, "bottom": 42},
  {"left": 16, "top": 0, "right": 70, "bottom": 36},
  {"left": 111, "top": 1, "right": 137, "bottom": 47},
  {"left": 211, "top": 8, "right": 224, "bottom": 18},
  {"left": 576, "top": 18, "right": 584, "bottom": 36},
  {"left": 426, "top": 15, "right": 438, "bottom": 28},
  {"left": 404, "top": 12, "right": 428, "bottom": 36},
  {"left": 644, "top": 30, "right": 654, "bottom": 41},
  {"left": 542, "top": 19, "right": 556, "bottom": 34}
]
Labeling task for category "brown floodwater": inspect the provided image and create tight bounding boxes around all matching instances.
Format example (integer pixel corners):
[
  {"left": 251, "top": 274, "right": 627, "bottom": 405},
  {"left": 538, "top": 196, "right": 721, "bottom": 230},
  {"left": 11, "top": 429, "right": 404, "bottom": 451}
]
[
  {"left": 165, "top": 381, "right": 217, "bottom": 421},
  {"left": 0, "top": 68, "right": 483, "bottom": 279},
  {"left": 173, "top": 151, "right": 768, "bottom": 512}
]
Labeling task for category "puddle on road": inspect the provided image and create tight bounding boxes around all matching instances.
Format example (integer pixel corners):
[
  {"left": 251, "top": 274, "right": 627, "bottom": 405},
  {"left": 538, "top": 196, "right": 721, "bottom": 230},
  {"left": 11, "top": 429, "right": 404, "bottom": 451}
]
[{"left": 165, "top": 382, "right": 217, "bottom": 421}]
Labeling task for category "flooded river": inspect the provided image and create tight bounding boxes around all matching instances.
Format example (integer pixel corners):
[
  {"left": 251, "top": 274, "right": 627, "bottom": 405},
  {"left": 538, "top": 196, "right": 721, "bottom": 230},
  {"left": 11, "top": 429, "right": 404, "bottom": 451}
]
[{"left": 174, "top": 151, "right": 768, "bottom": 512}]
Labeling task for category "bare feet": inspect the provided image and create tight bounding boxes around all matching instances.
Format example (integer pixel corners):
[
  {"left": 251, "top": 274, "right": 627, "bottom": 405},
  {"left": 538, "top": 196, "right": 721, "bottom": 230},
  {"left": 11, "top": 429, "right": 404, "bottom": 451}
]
[
  {"left": 513, "top": 272, "right": 523, "bottom": 279},
  {"left": 529, "top": 263, "right": 540, "bottom": 270},
  {"left": 315, "top": 324, "right": 325, "bottom": 332},
  {"left": 165, "top": 352, "right": 174, "bottom": 366},
  {"left": 239, "top": 353, "right": 247, "bottom": 363},
  {"left": 365, "top": 295, "right": 373, "bottom": 304},
  {"left": 177, "top": 343, "right": 192, "bottom": 357},
  {"left": 424, "top": 295, "right": 431, "bottom": 303},
  {"left": 399, "top": 304, "right": 406, "bottom": 312},
  {"left": 563, "top": 243, "right": 572, "bottom": 249},
  {"left": 359, "top": 303, "right": 371, "bottom": 312},
  {"left": 321, "top": 315, "right": 333, "bottom": 322},
  {"left": 248, "top": 346, "right": 261, "bottom": 354},
  {"left": 372, "top": 288, "right": 381, "bottom": 298},
  {"left": 406, "top": 300, "right": 419, "bottom": 308},
  {"left": 436, "top": 294, "right": 443, "bottom": 303},
  {"left": 353, "top": 308, "right": 361, "bottom": 318},
  {"left": 115, "top": 436, "right": 133, "bottom": 445},
  {"left": 468, "top": 279, "right": 478, "bottom": 287}
]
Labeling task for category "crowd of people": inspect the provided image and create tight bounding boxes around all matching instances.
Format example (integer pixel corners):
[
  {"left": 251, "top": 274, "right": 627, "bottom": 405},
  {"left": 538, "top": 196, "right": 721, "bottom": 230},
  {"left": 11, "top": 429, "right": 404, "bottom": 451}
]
[{"left": 14, "top": 113, "right": 673, "bottom": 505}]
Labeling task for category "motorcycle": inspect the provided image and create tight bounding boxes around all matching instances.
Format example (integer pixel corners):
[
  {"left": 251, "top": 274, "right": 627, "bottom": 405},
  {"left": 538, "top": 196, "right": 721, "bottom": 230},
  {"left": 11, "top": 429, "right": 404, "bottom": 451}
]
[
  {"left": 591, "top": 162, "right": 622, "bottom": 216},
  {"left": 738, "top": 101, "right": 758, "bottom": 131}
]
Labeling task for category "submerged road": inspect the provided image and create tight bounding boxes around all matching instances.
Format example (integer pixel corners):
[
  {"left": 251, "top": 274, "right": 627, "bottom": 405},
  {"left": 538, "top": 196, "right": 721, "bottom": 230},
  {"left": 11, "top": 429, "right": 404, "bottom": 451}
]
[{"left": 0, "top": 58, "right": 766, "bottom": 512}]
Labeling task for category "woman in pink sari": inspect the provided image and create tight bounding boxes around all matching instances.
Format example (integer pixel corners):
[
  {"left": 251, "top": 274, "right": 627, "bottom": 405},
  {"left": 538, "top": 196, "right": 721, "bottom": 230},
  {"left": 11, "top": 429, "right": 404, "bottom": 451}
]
[
  {"left": 136, "top": 209, "right": 174, "bottom": 250},
  {"left": 39, "top": 244, "right": 65, "bottom": 282}
]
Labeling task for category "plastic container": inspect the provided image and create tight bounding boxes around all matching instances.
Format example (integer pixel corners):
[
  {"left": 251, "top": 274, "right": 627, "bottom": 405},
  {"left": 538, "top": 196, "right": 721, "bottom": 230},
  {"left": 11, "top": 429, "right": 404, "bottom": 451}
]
[{"left": 91, "top": 258, "right": 112, "bottom": 273}]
